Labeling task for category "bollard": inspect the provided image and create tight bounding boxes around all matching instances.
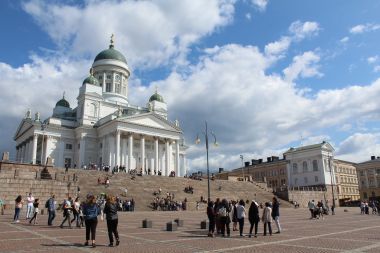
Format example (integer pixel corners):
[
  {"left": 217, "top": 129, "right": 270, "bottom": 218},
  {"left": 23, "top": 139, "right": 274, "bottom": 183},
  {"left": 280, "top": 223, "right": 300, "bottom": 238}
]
[
  {"left": 166, "top": 222, "right": 177, "bottom": 231},
  {"left": 174, "top": 218, "right": 184, "bottom": 227},
  {"left": 142, "top": 219, "right": 152, "bottom": 228},
  {"left": 200, "top": 220, "right": 209, "bottom": 229},
  {"left": 41, "top": 209, "right": 44, "bottom": 215}
]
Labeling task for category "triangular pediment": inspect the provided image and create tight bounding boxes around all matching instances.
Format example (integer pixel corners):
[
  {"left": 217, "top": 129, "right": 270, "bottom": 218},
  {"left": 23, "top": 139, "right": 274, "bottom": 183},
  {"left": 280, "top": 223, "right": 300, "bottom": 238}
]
[
  {"left": 118, "top": 113, "right": 181, "bottom": 133},
  {"left": 14, "top": 119, "right": 34, "bottom": 140}
]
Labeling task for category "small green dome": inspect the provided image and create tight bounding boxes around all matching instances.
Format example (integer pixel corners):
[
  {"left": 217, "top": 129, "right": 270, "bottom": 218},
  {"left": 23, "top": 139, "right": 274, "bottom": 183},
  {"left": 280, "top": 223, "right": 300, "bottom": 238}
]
[
  {"left": 94, "top": 45, "right": 127, "bottom": 64},
  {"left": 149, "top": 92, "right": 164, "bottom": 103},
  {"left": 82, "top": 75, "right": 100, "bottom": 86},
  {"left": 56, "top": 98, "right": 70, "bottom": 108}
]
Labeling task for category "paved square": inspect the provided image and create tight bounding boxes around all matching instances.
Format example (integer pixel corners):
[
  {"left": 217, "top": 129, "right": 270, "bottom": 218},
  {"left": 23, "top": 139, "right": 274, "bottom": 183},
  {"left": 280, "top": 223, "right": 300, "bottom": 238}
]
[{"left": 0, "top": 207, "right": 379, "bottom": 253}]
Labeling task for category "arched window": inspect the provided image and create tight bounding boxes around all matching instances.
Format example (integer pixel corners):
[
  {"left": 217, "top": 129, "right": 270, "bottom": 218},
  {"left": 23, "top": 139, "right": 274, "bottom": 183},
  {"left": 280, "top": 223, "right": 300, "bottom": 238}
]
[
  {"left": 293, "top": 163, "right": 298, "bottom": 174},
  {"left": 313, "top": 160, "right": 318, "bottom": 171},
  {"left": 303, "top": 161, "right": 308, "bottom": 172}
]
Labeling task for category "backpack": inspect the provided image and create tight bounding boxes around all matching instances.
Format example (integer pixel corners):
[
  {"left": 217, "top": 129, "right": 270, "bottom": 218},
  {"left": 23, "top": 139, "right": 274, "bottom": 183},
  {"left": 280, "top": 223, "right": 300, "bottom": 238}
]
[
  {"left": 218, "top": 207, "right": 227, "bottom": 217},
  {"left": 45, "top": 199, "right": 50, "bottom": 208}
]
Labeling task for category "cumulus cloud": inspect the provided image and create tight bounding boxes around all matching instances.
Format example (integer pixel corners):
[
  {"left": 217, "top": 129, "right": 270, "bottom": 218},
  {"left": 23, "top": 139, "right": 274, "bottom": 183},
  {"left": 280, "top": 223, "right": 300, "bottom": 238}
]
[
  {"left": 22, "top": 0, "right": 235, "bottom": 68},
  {"left": 340, "top": 36, "right": 349, "bottom": 43},
  {"left": 251, "top": 0, "right": 269, "bottom": 11},
  {"left": 289, "top": 20, "right": 320, "bottom": 40},
  {"left": 367, "top": 55, "right": 379, "bottom": 64},
  {"left": 336, "top": 133, "right": 380, "bottom": 162},
  {"left": 283, "top": 51, "right": 323, "bottom": 82},
  {"left": 350, "top": 23, "right": 380, "bottom": 34},
  {"left": 264, "top": 36, "right": 291, "bottom": 57}
]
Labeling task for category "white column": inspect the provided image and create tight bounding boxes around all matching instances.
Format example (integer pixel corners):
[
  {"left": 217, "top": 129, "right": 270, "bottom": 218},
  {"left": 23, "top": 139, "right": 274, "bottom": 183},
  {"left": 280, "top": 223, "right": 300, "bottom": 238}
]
[
  {"left": 140, "top": 135, "right": 145, "bottom": 174},
  {"left": 175, "top": 140, "right": 180, "bottom": 177},
  {"left": 79, "top": 137, "right": 85, "bottom": 168},
  {"left": 58, "top": 140, "right": 65, "bottom": 167},
  {"left": 128, "top": 134, "right": 133, "bottom": 171},
  {"left": 116, "top": 130, "right": 120, "bottom": 166},
  {"left": 154, "top": 137, "right": 159, "bottom": 175},
  {"left": 101, "top": 136, "right": 106, "bottom": 165},
  {"left": 32, "top": 134, "right": 38, "bottom": 164},
  {"left": 20, "top": 145, "right": 24, "bottom": 163},
  {"left": 121, "top": 138, "right": 127, "bottom": 166},
  {"left": 25, "top": 140, "right": 30, "bottom": 163},
  {"left": 108, "top": 136, "right": 114, "bottom": 167},
  {"left": 169, "top": 141, "right": 173, "bottom": 175},
  {"left": 165, "top": 139, "right": 170, "bottom": 176},
  {"left": 183, "top": 155, "right": 187, "bottom": 176},
  {"left": 15, "top": 146, "right": 19, "bottom": 162}
]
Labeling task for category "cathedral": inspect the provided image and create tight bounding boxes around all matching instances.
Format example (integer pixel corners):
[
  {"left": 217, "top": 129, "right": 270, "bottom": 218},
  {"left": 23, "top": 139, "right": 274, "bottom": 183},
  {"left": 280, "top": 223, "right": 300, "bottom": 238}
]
[{"left": 13, "top": 36, "right": 188, "bottom": 177}]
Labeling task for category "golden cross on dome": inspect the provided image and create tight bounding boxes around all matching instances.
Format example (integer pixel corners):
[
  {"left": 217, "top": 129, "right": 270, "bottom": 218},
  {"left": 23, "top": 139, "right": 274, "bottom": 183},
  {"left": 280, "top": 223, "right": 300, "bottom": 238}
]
[
  {"left": 155, "top": 85, "right": 158, "bottom": 94},
  {"left": 63, "top": 91, "right": 66, "bottom": 99}
]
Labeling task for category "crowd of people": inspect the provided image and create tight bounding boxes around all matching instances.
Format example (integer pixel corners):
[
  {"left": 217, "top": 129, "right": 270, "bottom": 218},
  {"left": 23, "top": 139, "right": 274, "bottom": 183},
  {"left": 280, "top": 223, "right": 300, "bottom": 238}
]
[
  {"left": 206, "top": 197, "right": 281, "bottom": 238},
  {"left": 307, "top": 199, "right": 332, "bottom": 219},
  {"left": 360, "top": 200, "right": 379, "bottom": 214},
  {"left": 151, "top": 190, "right": 187, "bottom": 211},
  {"left": 12, "top": 192, "right": 128, "bottom": 248}
]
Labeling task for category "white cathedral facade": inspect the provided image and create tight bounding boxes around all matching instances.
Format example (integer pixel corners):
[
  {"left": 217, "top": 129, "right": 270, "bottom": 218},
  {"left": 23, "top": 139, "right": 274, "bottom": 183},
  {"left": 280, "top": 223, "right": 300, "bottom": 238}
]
[{"left": 14, "top": 37, "right": 188, "bottom": 177}]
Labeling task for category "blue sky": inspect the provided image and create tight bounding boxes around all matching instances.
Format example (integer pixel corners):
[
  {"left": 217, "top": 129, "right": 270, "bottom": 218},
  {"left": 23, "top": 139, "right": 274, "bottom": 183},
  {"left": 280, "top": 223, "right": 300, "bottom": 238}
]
[{"left": 1, "top": 0, "right": 380, "bottom": 172}]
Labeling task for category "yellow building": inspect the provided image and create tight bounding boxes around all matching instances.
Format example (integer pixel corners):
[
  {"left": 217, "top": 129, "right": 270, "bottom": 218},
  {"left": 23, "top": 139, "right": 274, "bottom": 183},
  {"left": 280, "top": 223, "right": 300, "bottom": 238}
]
[
  {"left": 333, "top": 159, "right": 360, "bottom": 203},
  {"left": 356, "top": 156, "right": 380, "bottom": 200}
]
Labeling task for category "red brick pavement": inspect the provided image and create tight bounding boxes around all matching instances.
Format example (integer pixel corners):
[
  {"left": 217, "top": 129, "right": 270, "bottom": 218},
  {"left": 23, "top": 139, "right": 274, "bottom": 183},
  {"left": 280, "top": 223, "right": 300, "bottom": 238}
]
[{"left": 0, "top": 207, "right": 379, "bottom": 253}]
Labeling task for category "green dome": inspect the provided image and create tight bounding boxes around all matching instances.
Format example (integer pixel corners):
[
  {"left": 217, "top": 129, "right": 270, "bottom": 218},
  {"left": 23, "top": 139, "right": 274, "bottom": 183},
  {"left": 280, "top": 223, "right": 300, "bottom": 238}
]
[
  {"left": 56, "top": 98, "right": 70, "bottom": 108},
  {"left": 82, "top": 75, "right": 100, "bottom": 86},
  {"left": 149, "top": 92, "right": 164, "bottom": 103},
  {"left": 94, "top": 45, "right": 127, "bottom": 64}
]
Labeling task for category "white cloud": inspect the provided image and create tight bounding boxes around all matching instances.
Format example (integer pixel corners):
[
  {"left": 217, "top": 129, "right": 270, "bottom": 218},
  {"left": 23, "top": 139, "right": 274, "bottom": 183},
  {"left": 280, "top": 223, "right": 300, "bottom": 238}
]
[
  {"left": 367, "top": 55, "right": 379, "bottom": 64},
  {"left": 289, "top": 20, "right": 320, "bottom": 40},
  {"left": 245, "top": 13, "right": 252, "bottom": 20},
  {"left": 283, "top": 51, "right": 323, "bottom": 82},
  {"left": 336, "top": 133, "right": 380, "bottom": 162},
  {"left": 251, "top": 0, "right": 269, "bottom": 11},
  {"left": 350, "top": 23, "right": 380, "bottom": 34},
  {"left": 264, "top": 36, "right": 291, "bottom": 57},
  {"left": 340, "top": 36, "right": 349, "bottom": 43},
  {"left": 22, "top": 0, "right": 235, "bottom": 68}
]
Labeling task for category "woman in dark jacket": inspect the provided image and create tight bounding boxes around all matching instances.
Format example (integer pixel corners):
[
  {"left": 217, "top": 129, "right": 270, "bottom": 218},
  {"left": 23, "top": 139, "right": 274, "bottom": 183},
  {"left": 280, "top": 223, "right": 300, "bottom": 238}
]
[
  {"left": 248, "top": 200, "right": 260, "bottom": 238},
  {"left": 103, "top": 195, "right": 120, "bottom": 247},
  {"left": 83, "top": 194, "right": 100, "bottom": 248},
  {"left": 272, "top": 197, "right": 281, "bottom": 233},
  {"left": 207, "top": 201, "right": 215, "bottom": 237}
]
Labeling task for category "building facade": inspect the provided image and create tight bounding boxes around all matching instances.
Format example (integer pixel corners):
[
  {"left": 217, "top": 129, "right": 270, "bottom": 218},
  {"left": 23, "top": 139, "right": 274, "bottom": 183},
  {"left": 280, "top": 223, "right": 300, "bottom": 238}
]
[
  {"left": 13, "top": 37, "right": 188, "bottom": 177},
  {"left": 333, "top": 159, "right": 360, "bottom": 203},
  {"left": 356, "top": 156, "right": 380, "bottom": 200}
]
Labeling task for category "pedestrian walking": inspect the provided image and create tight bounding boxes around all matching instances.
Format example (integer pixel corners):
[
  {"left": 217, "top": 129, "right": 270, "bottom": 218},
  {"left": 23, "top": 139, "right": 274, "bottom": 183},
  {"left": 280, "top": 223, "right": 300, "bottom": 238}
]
[
  {"left": 272, "top": 197, "right": 281, "bottom": 234},
  {"left": 218, "top": 199, "right": 231, "bottom": 237},
  {"left": 46, "top": 194, "right": 56, "bottom": 226},
  {"left": 248, "top": 200, "right": 260, "bottom": 238},
  {"left": 262, "top": 202, "right": 272, "bottom": 236},
  {"left": 29, "top": 199, "right": 39, "bottom": 224},
  {"left": 71, "top": 197, "right": 81, "bottom": 227},
  {"left": 103, "top": 195, "right": 120, "bottom": 247},
  {"left": 83, "top": 194, "right": 100, "bottom": 248},
  {"left": 236, "top": 199, "right": 246, "bottom": 236},
  {"left": 13, "top": 195, "right": 23, "bottom": 223},
  {"left": 60, "top": 197, "right": 73, "bottom": 228}
]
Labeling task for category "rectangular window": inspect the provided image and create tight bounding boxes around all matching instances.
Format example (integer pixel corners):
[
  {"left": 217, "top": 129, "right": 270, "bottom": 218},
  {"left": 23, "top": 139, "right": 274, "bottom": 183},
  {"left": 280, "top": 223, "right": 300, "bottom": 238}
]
[
  {"left": 106, "top": 83, "right": 111, "bottom": 92},
  {"left": 315, "top": 176, "right": 318, "bottom": 182},
  {"left": 107, "top": 75, "right": 112, "bottom": 79},
  {"left": 65, "top": 144, "right": 72, "bottom": 150},
  {"left": 304, "top": 177, "right": 308, "bottom": 184}
]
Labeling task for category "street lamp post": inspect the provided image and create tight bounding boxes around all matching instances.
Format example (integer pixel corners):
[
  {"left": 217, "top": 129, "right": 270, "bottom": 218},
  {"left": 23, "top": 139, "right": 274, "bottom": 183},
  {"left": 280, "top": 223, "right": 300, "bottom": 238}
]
[
  {"left": 196, "top": 121, "right": 218, "bottom": 202},
  {"left": 240, "top": 155, "right": 245, "bottom": 181}
]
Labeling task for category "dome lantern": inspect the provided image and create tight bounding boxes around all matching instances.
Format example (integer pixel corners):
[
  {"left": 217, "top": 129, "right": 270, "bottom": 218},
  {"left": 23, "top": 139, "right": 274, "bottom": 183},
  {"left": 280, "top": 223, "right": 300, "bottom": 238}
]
[
  {"left": 82, "top": 68, "right": 100, "bottom": 86},
  {"left": 56, "top": 92, "right": 70, "bottom": 108}
]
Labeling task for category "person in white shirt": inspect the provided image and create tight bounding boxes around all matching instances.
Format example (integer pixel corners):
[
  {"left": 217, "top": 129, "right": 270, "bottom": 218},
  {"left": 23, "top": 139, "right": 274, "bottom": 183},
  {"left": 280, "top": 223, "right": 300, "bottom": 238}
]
[
  {"left": 236, "top": 199, "right": 246, "bottom": 236},
  {"left": 26, "top": 193, "right": 35, "bottom": 219}
]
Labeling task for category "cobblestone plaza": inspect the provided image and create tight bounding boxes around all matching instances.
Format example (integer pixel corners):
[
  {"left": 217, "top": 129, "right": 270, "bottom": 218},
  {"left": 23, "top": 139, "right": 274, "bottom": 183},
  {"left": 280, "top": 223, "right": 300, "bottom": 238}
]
[{"left": 0, "top": 207, "right": 379, "bottom": 253}]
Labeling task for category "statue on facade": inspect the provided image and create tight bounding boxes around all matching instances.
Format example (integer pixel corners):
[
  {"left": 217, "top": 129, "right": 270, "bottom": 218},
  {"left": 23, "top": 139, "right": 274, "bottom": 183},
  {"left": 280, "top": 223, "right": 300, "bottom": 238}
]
[
  {"left": 175, "top": 119, "right": 179, "bottom": 127},
  {"left": 35, "top": 112, "right": 40, "bottom": 121},
  {"left": 25, "top": 109, "right": 32, "bottom": 119}
]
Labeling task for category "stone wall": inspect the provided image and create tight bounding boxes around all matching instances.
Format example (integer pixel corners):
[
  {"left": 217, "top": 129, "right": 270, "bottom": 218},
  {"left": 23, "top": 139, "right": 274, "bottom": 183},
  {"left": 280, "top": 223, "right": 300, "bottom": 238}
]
[{"left": 0, "top": 161, "right": 78, "bottom": 211}]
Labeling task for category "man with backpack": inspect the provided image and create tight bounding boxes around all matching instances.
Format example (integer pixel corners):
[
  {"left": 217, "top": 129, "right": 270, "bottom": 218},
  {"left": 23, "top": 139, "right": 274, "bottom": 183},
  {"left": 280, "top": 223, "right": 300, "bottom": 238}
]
[{"left": 218, "top": 199, "right": 231, "bottom": 237}]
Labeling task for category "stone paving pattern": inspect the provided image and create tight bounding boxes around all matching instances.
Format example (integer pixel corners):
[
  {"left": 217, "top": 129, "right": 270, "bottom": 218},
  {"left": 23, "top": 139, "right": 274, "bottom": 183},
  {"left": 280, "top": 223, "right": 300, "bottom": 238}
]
[{"left": 0, "top": 207, "right": 379, "bottom": 253}]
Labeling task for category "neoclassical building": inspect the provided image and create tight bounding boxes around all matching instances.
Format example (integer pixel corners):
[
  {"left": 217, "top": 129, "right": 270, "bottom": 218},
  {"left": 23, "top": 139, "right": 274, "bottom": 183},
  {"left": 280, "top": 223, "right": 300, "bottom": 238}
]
[{"left": 14, "top": 36, "right": 188, "bottom": 177}]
